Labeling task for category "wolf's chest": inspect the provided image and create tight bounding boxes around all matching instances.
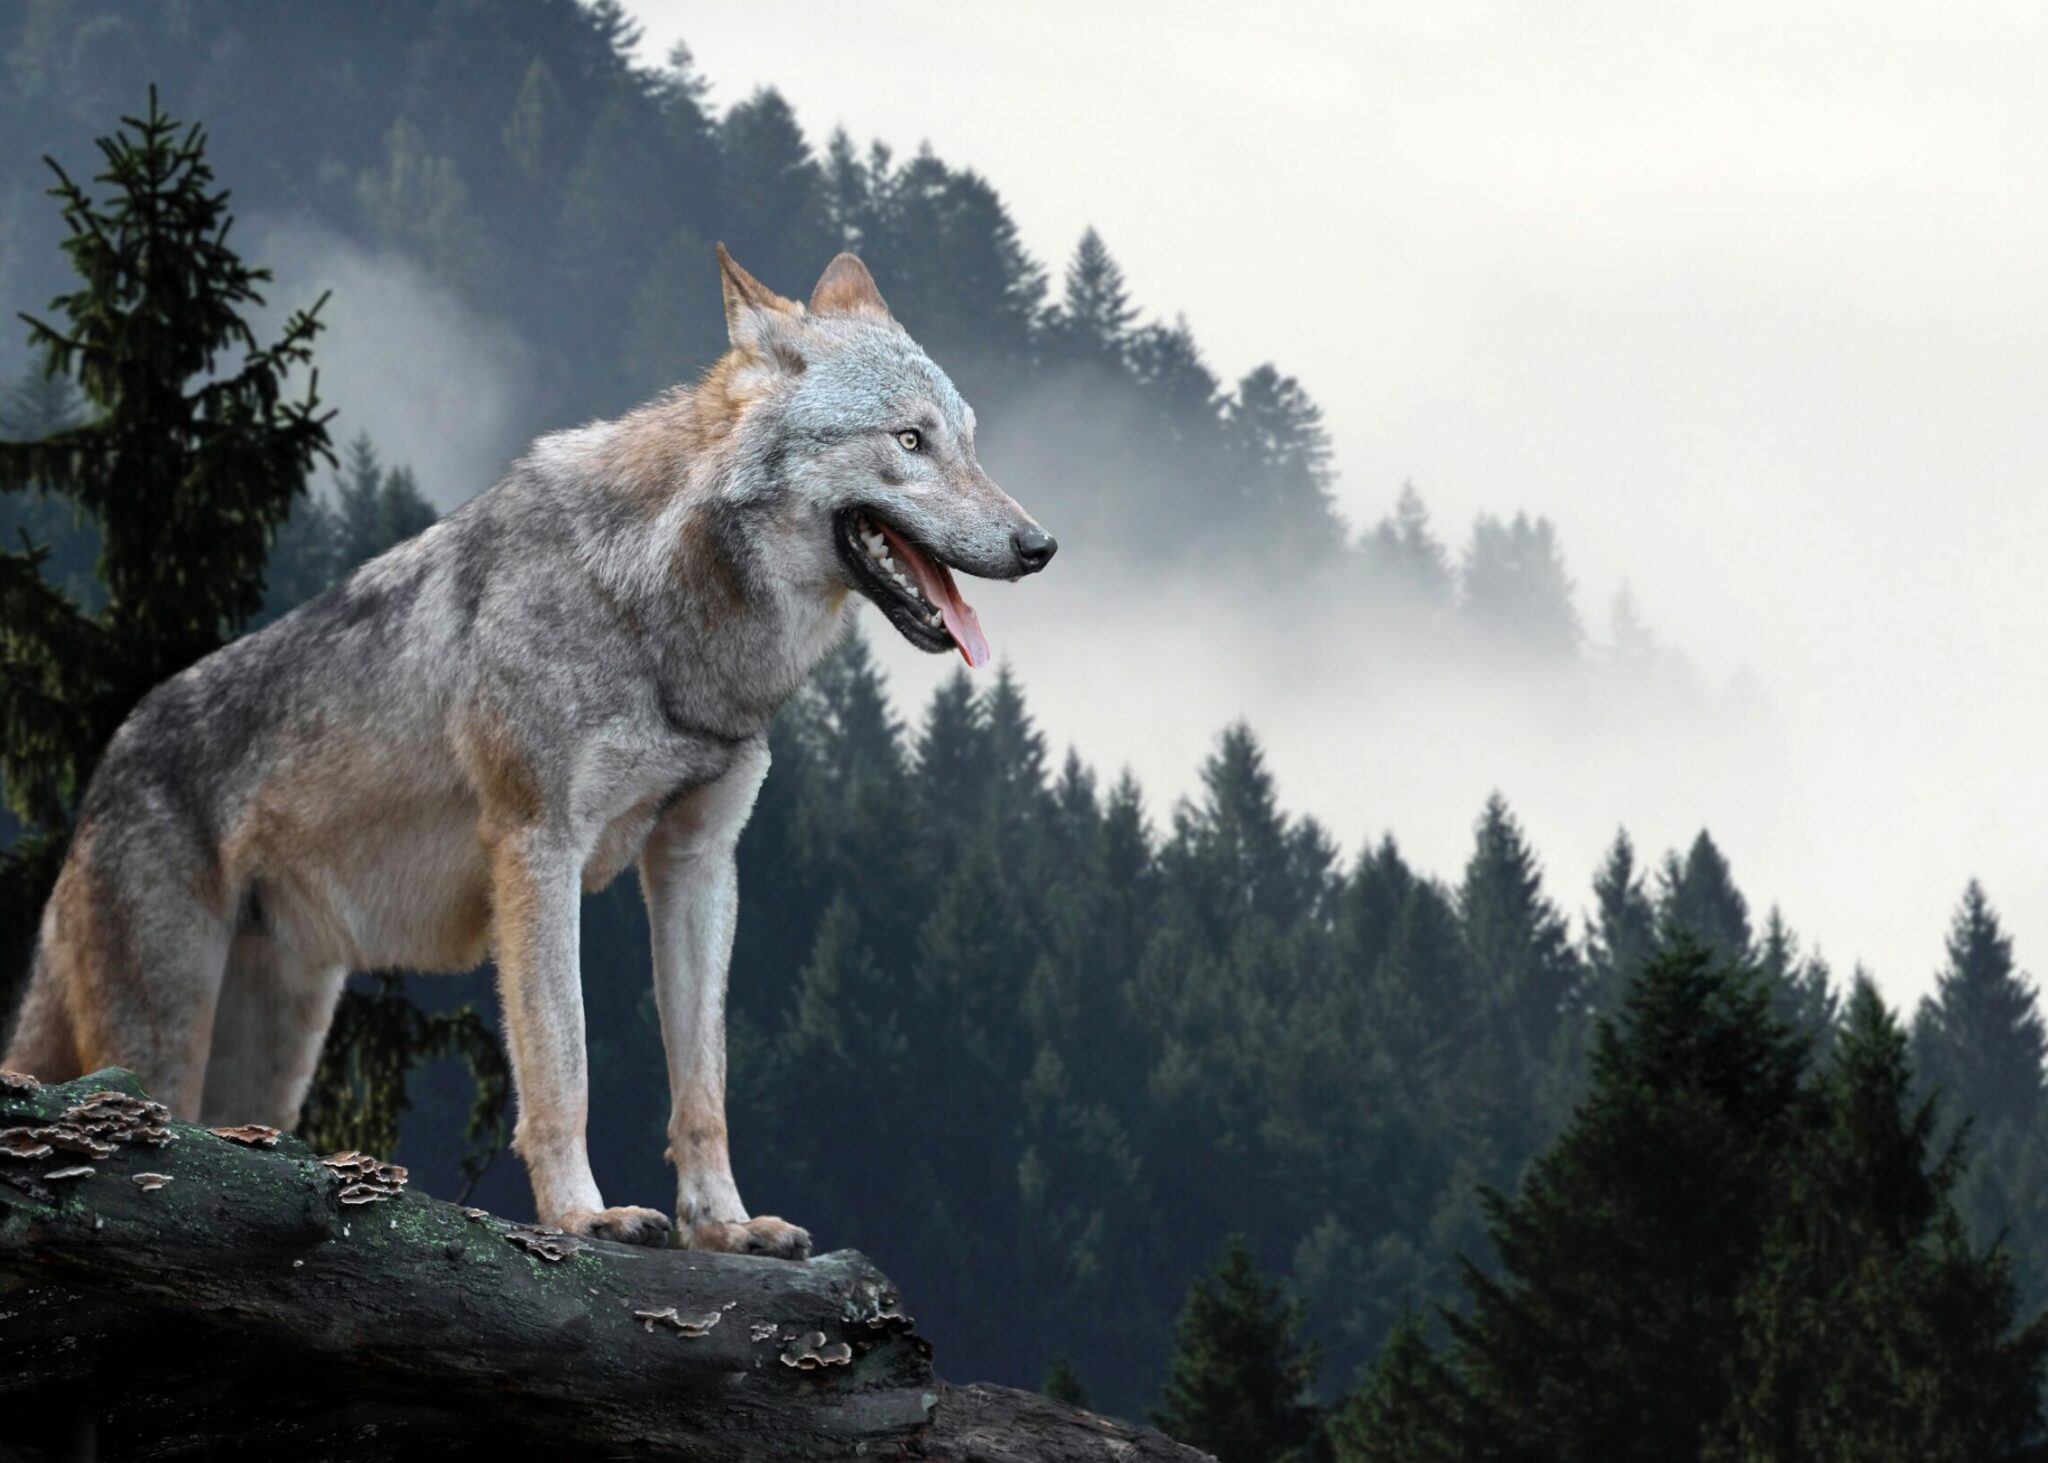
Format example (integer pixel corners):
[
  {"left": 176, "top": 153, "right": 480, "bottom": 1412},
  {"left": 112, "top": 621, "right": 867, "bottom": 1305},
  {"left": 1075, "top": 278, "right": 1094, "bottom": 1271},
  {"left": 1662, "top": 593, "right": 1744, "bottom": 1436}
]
[{"left": 576, "top": 740, "right": 745, "bottom": 894}]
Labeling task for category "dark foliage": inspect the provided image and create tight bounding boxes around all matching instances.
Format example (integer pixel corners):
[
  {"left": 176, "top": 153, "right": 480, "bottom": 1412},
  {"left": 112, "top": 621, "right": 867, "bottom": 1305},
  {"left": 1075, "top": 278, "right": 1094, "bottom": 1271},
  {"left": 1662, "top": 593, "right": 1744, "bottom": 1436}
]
[
  {"left": 0, "top": 88, "right": 331, "bottom": 1024},
  {"left": 1340, "top": 949, "right": 2047, "bottom": 1462},
  {"left": 1153, "top": 1235, "right": 1321, "bottom": 1463}
]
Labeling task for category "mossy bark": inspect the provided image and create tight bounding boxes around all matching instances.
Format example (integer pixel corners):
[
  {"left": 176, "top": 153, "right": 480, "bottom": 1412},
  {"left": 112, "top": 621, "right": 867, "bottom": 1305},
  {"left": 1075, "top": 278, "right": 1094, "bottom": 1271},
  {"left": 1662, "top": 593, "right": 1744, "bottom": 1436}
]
[{"left": 0, "top": 1070, "right": 1204, "bottom": 1462}]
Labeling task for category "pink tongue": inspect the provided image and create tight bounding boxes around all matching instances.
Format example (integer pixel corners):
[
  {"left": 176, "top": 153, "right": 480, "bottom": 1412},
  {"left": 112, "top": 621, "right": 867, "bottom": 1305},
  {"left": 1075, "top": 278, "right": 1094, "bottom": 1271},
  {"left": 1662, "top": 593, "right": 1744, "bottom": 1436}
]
[{"left": 877, "top": 523, "right": 990, "bottom": 668}]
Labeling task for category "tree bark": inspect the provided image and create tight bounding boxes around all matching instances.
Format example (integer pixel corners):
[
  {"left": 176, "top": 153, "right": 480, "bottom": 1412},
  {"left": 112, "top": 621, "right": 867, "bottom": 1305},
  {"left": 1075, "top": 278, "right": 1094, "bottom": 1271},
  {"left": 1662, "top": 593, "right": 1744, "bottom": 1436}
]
[{"left": 0, "top": 1070, "right": 1206, "bottom": 1462}]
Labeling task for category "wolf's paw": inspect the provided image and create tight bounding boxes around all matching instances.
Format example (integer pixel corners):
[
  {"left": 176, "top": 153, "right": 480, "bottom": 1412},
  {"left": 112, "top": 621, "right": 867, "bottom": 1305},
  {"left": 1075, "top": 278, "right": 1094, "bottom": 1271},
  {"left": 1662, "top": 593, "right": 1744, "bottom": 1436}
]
[
  {"left": 686, "top": 1215, "right": 813, "bottom": 1261},
  {"left": 560, "top": 1204, "right": 672, "bottom": 1246}
]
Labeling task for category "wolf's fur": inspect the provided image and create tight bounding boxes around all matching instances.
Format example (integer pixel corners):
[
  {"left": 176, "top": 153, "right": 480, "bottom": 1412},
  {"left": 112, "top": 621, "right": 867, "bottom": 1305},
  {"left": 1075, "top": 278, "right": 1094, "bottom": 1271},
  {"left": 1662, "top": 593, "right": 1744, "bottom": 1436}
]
[{"left": 4, "top": 249, "right": 1051, "bottom": 1253}]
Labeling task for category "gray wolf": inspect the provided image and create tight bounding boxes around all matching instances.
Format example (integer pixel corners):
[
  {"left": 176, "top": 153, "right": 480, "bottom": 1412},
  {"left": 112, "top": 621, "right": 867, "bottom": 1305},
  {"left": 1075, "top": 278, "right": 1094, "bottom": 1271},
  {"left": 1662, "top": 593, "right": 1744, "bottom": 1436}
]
[{"left": 4, "top": 248, "right": 1056, "bottom": 1254}]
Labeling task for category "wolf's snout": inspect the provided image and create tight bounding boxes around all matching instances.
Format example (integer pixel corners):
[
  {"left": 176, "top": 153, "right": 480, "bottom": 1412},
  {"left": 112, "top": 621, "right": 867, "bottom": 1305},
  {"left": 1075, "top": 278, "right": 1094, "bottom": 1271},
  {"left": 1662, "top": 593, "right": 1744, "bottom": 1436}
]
[{"left": 1013, "top": 526, "right": 1057, "bottom": 575}]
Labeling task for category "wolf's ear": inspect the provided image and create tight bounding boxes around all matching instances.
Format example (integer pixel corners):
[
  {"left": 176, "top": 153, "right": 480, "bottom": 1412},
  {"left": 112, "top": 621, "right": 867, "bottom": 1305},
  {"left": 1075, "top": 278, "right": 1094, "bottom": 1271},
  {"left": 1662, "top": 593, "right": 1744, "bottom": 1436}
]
[
  {"left": 717, "top": 243, "right": 806, "bottom": 369},
  {"left": 809, "top": 252, "right": 892, "bottom": 321}
]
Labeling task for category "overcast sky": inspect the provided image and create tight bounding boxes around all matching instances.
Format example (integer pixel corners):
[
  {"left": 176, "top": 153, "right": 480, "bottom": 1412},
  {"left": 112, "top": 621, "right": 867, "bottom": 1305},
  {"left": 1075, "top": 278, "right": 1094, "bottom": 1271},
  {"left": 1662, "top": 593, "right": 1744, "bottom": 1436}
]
[{"left": 620, "top": 2, "right": 2047, "bottom": 1007}]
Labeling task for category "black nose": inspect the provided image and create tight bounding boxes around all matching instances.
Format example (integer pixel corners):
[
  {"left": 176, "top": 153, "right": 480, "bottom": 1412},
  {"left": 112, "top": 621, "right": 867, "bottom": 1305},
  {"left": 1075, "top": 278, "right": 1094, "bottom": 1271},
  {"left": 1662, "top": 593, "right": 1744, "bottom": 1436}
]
[{"left": 1014, "top": 526, "right": 1057, "bottom": 574}]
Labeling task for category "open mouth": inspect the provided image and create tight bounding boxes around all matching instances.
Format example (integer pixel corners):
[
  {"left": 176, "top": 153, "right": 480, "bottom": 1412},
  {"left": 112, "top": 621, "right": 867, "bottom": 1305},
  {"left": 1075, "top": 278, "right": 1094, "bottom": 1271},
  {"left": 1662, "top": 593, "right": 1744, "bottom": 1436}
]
[{"left": 834, "top": 507, "right": 991, "bottom": 667}]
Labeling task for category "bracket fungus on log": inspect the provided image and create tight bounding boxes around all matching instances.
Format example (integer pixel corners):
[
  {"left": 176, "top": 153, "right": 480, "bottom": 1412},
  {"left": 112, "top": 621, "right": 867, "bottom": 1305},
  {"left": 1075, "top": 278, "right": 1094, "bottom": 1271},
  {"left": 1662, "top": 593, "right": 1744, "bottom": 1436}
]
[
  {"left": 0, "top": 1129, "right": 54, "bottom": 1160},
  {"left": 634, "top": 1305, "right": 723, "bottom": 1337},
  {"left": 0, "top": 1070, "right": 39, "bottom": 1095},
  {"left": 320, "top": 1149, "right": 409, "bottom": 1205},
  {"left": 780, "top": 1330, "right": 855, "bottom": 1369},
  {"left": 505, "top": 1224, "right": 578, "bottom": 1263},
  {"left": 209, "top": 1123, "right": 282, "bottom": 1148},
  {"left": 63, "top": 1089, "right": 177, "bottom": 1147},
  {"left": 33, "top": 1125, "right": 117, "bottom": 1159},
  {"left": 0, "top": 1069, "right": 1209, "bottom": 1463}
]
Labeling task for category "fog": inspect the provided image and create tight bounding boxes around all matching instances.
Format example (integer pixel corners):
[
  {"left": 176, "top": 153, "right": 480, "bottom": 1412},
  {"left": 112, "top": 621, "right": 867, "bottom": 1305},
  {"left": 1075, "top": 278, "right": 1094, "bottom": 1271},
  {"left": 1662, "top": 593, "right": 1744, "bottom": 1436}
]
[
  {"left": 873, "top": 497, "right": 1798, "bottom": 982},
  {"left": 622, "top": 1, "right": 2047, "bottom": 1007},
  {"left": 250, "top": 219, "right": 538, "bottom": 510}
]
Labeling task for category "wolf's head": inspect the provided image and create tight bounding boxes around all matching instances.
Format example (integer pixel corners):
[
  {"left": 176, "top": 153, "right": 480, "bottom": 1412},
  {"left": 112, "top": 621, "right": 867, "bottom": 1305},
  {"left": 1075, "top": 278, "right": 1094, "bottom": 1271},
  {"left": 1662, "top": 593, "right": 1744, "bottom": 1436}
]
[{"left": 707, "top": 246, "right": 1055, "bottom": 667}]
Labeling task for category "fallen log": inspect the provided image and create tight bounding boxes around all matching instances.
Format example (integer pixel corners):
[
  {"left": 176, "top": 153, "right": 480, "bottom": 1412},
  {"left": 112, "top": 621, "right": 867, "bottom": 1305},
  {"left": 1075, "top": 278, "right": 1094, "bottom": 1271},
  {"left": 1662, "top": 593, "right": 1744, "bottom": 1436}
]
[{"left": 0, "top": 1069, "right": 1205, "bottom": 1462}]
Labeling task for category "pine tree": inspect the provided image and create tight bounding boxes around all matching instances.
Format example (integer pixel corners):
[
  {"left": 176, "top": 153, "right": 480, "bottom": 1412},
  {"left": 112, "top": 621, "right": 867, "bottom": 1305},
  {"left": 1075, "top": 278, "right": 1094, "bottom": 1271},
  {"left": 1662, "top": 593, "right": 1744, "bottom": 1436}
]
[
  {"left": 1458, "top": 512, "right": 1580, "bottom": 658},
  {"left": 501, "top": 57, "right": 567, "bottom": 187},
  {"left": 1153, "top": 1235, "right": 1321, "bottom": 1463},
  {"left": 1044, "top": 1353, "right": 1092, "bottom": 1409},
  {"left": 1226, "top": 364, "right": 1344, "bottom": 562},
  {"left": 331, "top": 433, "right": 434, "bottom": 576},
  {"left": 1914, "top": 881, "right": 2046, "bottom": 1137},
  {"left": 355, "top": 117, "right": 494, "bottom": 292},
  {"left": 1090, "top": 769, "right": 1159, "bottom": 1089},
  {"left": 1375, "top": 876, "right": 1471, "bottom": 1065},
  {"left": 253, "top": 432, "right": 435, "bottom": 630},
  {"left": 1755, "top": 908, "right": 1837, "bottom": 1055},
  {"left": 716, "top": 88, "right": 834, "bottom": 292},
  {"left": 1341, "top": 838, "right": 1471, "bottom": 1075},
  {"left": 1329, "top": 1313, "right": 1462, "bottom": 1463},
  {"left": 981, "top": 663, "right": 1051, "bottom": 869},
  {"left": 1657, "top": 830, "right": 1753, "bottom": 966},
  {"left": 1359, "top": 483, "right": 1454, "bottom": 613},
  {"left": 821, "top": 128, "right": 874, "bottom": 248},
  {"left": 1441, "top": 940, "right": 1808, "bottom": 1460},
  {"left": 912, "top": 665, "right": 992, "bottom": 871},
  {"left": 792, "top": 632, "right": 920, "bottom": 966},
  {"left": 1164, "top": 724, "right": 1330, "bottom": 946},
  {"left": 1584, "top": 829, "right": 1657, "bottom": 1014},
  {"left": 1049, "top": 226, "right": 1136, "bottom": 364},
  {"left": 1128, "top": 318, "right": 1224, "bottom": 440},
  {"left": 1716, "top": 978, "right": 2048, "bottom": 1462},
  {"left": 858, "top": 148, "right": 1043, "bottom": 379},
  {"left": 258, "top": 491, "right": 342, "bottom": 623},
  {"left": 554, "top": 85, "right": 683, "bottom": 376},
  {"left": 1458, "top": 796, "right": 1581, "bottom": 1061},
  {"left": 0, "top": 90, "right": 331, "bottom": 1012}
]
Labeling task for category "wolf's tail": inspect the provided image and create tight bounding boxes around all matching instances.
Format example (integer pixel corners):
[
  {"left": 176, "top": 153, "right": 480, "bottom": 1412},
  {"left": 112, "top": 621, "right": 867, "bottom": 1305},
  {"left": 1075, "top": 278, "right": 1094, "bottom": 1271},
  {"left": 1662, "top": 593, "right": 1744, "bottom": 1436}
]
[{"left": 4, "top": 943, "right": 80, "bottom": 1083}]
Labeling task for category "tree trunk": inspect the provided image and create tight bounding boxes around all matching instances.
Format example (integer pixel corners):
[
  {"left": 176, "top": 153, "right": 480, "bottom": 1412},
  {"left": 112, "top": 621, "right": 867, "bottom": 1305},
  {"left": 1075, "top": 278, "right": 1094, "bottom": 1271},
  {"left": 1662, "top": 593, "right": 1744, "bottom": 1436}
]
[{"left": 0, "top": 1070, "right": 1205, "bottom": 1462}]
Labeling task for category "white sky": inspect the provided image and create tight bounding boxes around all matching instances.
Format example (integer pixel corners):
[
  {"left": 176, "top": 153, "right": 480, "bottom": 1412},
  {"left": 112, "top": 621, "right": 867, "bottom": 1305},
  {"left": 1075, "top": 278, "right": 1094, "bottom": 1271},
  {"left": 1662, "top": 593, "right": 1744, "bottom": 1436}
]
[{"left": 612, "top": 2, "right": 2048, "bottom": 1006}]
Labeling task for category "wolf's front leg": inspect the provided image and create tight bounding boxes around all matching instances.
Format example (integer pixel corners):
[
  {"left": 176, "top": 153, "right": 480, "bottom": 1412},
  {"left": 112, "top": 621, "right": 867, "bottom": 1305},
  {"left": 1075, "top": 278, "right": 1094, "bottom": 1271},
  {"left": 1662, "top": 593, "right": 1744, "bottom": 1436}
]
[
  {"left": 641, "top": 744, "right": 810, "bottom": 1261},
  {"left": 490, "top": 827, "right": 670, "bottom": 1245}
]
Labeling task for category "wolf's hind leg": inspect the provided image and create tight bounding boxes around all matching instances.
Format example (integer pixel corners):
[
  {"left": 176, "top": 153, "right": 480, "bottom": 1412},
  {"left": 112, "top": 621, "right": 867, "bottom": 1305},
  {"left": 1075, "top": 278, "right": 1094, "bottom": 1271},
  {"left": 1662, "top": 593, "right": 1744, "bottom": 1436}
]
[
  {"left": 4, "top": 946, "right": 81, "bottom": 1083},
  {"left": 199, "top": 930, "right": 347, "bottom": 1130},
  {"left": 48, "top": 843, "right": 233, "bottom": 1119}
]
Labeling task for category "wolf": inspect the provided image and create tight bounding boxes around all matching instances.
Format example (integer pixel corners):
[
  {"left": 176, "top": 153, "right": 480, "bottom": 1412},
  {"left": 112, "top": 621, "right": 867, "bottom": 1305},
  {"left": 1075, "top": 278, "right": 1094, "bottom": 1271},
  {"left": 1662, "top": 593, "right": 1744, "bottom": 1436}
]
[{"left": 3, "top": 247, "right": 1055, "bottom": 1254}]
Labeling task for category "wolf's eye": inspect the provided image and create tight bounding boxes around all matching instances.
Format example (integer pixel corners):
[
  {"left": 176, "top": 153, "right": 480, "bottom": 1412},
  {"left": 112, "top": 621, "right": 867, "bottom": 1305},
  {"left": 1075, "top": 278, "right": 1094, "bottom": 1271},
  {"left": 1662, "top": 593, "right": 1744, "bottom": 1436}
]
[{"left": 896, "top": 429, "right": 921, "bottom": 452}]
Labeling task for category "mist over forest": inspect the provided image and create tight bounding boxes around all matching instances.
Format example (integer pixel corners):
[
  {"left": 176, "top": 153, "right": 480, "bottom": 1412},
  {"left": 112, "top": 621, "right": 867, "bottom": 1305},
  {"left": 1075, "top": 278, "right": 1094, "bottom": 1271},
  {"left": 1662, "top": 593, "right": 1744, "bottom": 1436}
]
[
  {"left": 0, "top": 1, "right": 1834, "bottom": 1002},
  {"left": 4, "top": 1, "right": 2046, "bottom": 1449}
]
